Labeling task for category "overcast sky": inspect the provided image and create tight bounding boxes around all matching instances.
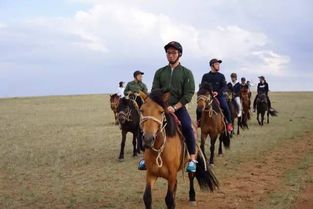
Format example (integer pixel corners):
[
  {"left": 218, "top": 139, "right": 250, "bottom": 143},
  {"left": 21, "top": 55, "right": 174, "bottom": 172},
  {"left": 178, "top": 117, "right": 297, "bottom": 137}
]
[{"left": 0, "top": 0, "right": 312, "bottom": 97}]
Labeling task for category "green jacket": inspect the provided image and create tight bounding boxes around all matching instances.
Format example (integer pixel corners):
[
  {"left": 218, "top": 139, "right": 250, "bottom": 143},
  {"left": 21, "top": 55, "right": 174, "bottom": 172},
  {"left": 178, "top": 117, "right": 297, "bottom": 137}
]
[
  {"left": 124, "top": 80, "right": 148, "bottom": 96},
  {"left": 152, "top": 64, "right": 195, "bottom": 106}
]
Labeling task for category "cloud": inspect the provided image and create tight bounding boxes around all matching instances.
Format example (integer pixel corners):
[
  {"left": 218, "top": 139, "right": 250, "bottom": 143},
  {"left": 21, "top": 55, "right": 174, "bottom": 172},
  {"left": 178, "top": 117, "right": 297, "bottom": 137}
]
[
  {"left": 0, "top": 23, "right": 6, "bottom": 28},
  {"left": 3, "top": 0, "right": 307, "bottom": 97}
]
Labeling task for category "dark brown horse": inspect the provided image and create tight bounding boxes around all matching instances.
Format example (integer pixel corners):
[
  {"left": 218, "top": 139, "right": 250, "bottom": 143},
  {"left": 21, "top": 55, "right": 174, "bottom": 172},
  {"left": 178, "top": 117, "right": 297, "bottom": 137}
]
[
  {"left": 225, "top": 88, "right": 241, "bottom": 136},
  {"left": 110, "top": 93, "right": 120, "bottom": 125},
  {"left": 256, "top": 93, "right": 278, "bottom": 125},
  {"left": 116, "top": 97, "right": 142, "bottom": 160},
  {"left": 240, "top": 85, "right": 251, "bottom": 129},
  {"left": 140, "top": 90, "right": 219, "bottom": 209},
  {"left": 197, "top": 85, "right": 230, "bottom": 166}
]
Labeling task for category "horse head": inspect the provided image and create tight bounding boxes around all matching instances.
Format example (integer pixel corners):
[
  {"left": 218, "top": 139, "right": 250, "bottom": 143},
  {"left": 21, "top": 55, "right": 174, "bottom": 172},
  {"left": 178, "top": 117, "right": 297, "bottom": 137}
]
[
  {"left": 259, "top": 93, "right": 268, "bottom": 104},
  {"left": 140, "top": 89, "right": 174, "bottom": 148},
  {"left": 197, "top": 82, "right": 214, "bottom": 111},
  {"left": 117, "top": 97, "right": 135, "bottom": 124},
  {"left": 110, "top": 94, "right": 120, "bottom": 110}
]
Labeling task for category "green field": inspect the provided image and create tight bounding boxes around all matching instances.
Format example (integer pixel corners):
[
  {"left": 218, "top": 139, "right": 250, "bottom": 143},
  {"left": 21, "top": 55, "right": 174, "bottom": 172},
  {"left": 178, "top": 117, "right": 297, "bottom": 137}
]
[{"left": 1, "top": 92, "right": 313, "bottom": 209}]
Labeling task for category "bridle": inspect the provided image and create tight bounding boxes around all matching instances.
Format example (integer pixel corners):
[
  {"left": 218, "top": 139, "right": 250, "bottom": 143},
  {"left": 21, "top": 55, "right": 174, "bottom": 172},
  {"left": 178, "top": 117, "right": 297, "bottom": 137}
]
[
  {"left": 197, "top": 94, "right": 216, "bottom": 117},
  {"left": 140, "top": 113, "right": 168, "bottom": 167},
  {"left": 118, "top": 107, "right": 132, "bottom": 122}
]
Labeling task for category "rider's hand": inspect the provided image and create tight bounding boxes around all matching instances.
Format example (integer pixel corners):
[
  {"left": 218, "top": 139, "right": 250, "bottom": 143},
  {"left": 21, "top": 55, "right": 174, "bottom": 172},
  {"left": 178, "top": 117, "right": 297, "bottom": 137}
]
[
  {"left": 213, "top": 91, "right": 218, "bottom": 97},
  {"left": 167, "top": 106, "right": 175, "bottom": 113}
]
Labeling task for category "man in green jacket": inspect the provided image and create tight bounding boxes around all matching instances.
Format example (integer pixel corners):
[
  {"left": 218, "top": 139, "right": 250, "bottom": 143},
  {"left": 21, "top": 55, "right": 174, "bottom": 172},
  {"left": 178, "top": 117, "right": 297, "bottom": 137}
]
[
  {"left": 138, "top": 41, "right": 197, "bottom": 173},
  {"left": 124, "top": 70, "right": 148, "bottom": 107}
]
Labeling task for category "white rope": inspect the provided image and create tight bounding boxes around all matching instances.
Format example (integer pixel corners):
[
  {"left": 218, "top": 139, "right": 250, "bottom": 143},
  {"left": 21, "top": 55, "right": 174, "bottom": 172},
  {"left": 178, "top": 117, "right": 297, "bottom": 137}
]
[{"left": 140, "top": 114, "right": 167, "bottom": 168}]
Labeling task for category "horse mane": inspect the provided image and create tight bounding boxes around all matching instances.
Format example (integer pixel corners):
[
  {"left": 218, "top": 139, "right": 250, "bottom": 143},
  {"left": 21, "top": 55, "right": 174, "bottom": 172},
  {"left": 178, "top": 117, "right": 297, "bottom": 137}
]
[
  {"left": 149, "top": 89, "right": 177, "bottom": 137},
  {"left": 118, "top": 97, "right": 136, "bottom": 110},
  {"left": 197, "top": 84, "right": 222, "bottom": 113}
]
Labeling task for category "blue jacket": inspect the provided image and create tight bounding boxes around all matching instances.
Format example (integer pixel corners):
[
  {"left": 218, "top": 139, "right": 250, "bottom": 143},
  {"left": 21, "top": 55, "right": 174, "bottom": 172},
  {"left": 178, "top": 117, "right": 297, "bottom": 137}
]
[
  {"left": 227, "top": 82, "right": 241, "bottom": 97},
  {"left": 200, "top": 71, "right": 227, "bottom": 96}
]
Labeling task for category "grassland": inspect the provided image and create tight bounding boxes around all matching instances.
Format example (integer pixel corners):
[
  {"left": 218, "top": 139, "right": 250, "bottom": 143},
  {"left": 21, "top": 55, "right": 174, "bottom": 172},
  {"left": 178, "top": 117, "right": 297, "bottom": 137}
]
[{"left": 0, "top": 92, "right": 313, "bottom": 209}]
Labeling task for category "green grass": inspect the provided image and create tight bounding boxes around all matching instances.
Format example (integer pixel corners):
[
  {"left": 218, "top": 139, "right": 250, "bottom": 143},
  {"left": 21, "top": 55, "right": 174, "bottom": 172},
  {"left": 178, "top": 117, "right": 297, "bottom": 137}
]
[
  {"left": 0, "top": 92, "right": 313, "bottom": 209},
  {"left": 254, "top": 153, "right": 313, "bottom": 209}
]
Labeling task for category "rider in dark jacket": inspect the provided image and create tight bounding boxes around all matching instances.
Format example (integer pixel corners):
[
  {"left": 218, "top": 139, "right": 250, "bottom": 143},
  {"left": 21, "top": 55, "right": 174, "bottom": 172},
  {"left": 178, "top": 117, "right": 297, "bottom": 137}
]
[
  {"left": 253, "top": 76, "right": 272, "bottom": 111},
  {"left": 227, "top": 73, "right": 242, "bottom": 117},
  {"left": 197, "top": 58, "right": 233, "bottom": 133}
]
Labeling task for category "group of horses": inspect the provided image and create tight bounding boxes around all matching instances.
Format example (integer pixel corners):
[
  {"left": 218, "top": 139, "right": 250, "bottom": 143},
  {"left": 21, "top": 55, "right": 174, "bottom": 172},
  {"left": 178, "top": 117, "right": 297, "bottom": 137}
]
[{"left": 109, "top": 85, "right": 276, "bottom": 209}]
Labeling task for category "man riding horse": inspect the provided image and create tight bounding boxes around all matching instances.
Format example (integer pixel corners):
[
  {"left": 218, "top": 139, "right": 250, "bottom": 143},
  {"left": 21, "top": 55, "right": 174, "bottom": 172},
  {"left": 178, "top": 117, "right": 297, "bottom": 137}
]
[
  {"left": 124, "top": 70, "right": 148, "bottom": 108},
  {"left": 227, "top": 73, "right": 242, "bottom": 118},
  {"left": 253, "top": 76, "right": 272, "bottom": 112},
  {"left": 196, "top": 59, "right": 233, "bottom": 133},
  {"left": 138, "top": 41, "right": 197, "bottom": 173}
]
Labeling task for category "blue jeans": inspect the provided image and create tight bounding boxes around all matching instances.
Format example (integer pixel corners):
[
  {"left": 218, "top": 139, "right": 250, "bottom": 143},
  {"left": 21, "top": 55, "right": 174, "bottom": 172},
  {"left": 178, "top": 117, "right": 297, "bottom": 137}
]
[
  {"left": 217, "top": 95, "right": 232, "bottom": 124},
  {"left": 175, "top": 107, "right": 196, "bottom": 155}
]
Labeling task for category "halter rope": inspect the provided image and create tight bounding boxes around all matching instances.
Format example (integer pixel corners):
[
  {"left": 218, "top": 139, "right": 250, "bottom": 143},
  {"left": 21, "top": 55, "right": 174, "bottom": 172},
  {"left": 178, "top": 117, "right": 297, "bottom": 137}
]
[{"left": 140, "top": 115, "right": 167, "bottom": 168}]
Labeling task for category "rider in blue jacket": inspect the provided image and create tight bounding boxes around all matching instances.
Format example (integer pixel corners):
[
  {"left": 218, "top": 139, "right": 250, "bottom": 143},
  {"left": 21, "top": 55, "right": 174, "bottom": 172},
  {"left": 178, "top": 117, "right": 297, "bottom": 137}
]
[{"left": 196, "top": 59, "right": 233, "bottom": 133}]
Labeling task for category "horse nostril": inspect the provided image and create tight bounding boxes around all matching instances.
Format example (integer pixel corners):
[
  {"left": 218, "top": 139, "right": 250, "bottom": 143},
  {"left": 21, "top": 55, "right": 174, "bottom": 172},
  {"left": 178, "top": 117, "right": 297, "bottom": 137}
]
[{"left": 142, "top": 134, "right": 154, "bottom": 148}]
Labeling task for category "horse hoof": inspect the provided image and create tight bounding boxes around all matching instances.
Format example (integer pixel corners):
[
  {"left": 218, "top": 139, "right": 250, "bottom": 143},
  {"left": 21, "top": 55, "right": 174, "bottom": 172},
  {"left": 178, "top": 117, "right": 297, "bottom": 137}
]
[
  {"left": 209, "top": 163, "right": 215, "bottom": 168},
  {"left": 218, "top": 153, "right": 223, "bottom": 157},
  {"left": 118, "top": 158, "right": 124, "bottom": 162},
  {"left": 189, "top": 201, "right": 197, "bottom": 207}
]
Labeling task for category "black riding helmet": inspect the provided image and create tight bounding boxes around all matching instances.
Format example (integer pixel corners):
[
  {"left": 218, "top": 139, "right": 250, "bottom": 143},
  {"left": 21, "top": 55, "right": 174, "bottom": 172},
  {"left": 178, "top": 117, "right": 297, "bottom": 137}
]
[{"left": 164, "top": 41, "right": 183, "bottom": 54}]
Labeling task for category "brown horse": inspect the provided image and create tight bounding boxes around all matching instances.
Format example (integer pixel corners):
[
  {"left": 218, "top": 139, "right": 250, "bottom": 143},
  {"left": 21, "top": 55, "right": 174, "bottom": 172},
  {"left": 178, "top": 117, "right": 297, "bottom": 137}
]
[
  {"left": 196, "top": 84, "right": 230, "bottom": 166},
  {"left": 140, "top": 90, "right": 219, "bottom": 209},
  {"left": 240, "top": 86, "right": 251, "bottom": 129},
  {"left": 225, "top": 88, "right": 241, "bottom": 136},
  {"left": 110, "top": 93, "right": 120, "bottom": 125}
]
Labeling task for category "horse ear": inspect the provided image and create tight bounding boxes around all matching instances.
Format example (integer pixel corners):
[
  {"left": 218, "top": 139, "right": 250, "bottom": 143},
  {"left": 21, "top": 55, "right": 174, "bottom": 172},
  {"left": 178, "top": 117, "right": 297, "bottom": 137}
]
[
  {"left": 162, "top": 91, "right": 171, "bottom": 103},
  {"left": 139, "top": 91, "right": 148, "bottom": 101}
]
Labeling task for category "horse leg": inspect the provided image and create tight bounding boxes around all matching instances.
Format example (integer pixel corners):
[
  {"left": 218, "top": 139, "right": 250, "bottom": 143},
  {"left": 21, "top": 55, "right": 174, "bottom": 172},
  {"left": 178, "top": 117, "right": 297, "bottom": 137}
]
[
  {"left": 165, "top": 175, "right": 177, "bottom": 209},
  {"left": 143, "top": 172, "right": 157, "bottom": 209},
  {"left": 188, "top": 173, "right": 196, "bottom": 205},
  {"left": 218, "top": 134, "right": 223, "bottom": 156},
  {"left": 267, "top": 110, "right": 270, "bottom": 124},
  {"left": 209, "top": 135, "right": 217, "bottom": 165},
  {"left": 132, "top": 132, "right": 137, "bottom": 157},
  {"left": 200, "top": 133, "right": 206, "bottom": 155},
  {"left": 136, "top": 130, "right": 143, "bottom": 154},
  {"left": 257, "top": 112, "right": 261, "bottom": 125},
  {"left": 118, "top": 130, "right": 126, "bottom": 160},
  {"left": 261, "top": 112, "right": 264, "bottom": 126},
  {"left": 237, "top": 117, "right": 240, "bottom": 135}
]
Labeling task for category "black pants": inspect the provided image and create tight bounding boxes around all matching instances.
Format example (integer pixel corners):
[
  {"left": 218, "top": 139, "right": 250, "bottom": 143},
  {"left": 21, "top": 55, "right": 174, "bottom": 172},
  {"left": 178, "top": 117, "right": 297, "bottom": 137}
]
[{"left": 175, "top": 107, "right": 196, "bottom": 155}]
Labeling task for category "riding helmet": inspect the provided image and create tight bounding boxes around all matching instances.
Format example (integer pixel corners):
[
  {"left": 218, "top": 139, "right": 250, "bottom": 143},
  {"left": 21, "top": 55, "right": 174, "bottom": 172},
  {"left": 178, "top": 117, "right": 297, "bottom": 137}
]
[
  {"left": 231, "top": 73, "right": 237, "bottom": 78},
  {"left": 164, "top": 41, "right": 183, "bottom": 54}
]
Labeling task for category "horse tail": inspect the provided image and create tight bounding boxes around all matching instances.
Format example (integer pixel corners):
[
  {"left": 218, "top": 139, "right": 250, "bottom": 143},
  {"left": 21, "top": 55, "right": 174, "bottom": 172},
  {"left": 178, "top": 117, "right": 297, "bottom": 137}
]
[
  {"left": 195, "top": 147, "right": 219, "bottom": 192},
  {"left": 220, "top": 131, "right": 230, "bottom": 149},
  {"left": 269, "top": 108, "right": 278, "bottom": 116}
]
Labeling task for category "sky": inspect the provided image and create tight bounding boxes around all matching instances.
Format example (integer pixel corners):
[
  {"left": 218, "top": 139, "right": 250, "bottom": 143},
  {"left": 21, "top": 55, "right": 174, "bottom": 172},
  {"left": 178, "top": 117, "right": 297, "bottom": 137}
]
[{"left": 0, "top": 0, "right": 312, "bottom": 97}]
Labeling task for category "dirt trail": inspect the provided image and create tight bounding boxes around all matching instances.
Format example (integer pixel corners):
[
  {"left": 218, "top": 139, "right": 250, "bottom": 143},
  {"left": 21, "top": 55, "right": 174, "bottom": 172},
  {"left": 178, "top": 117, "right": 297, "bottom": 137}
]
[
  {"left": 177, "top": 133, "right": 313, "bottom": 209},
  {"left": 293, "top": 166, "right": 313, "bottom": 209}
]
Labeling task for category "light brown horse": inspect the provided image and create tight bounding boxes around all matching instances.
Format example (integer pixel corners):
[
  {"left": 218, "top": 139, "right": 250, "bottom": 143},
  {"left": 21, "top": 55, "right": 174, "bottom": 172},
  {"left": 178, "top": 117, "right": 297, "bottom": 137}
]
[
  {"left": 110, "top": 94, "right": 120, "bottom": 125},
  {"left": 140, "top": 90, "right": 219, "bottom": 209},
  {"left": 196, "top": 85, "right": 230, "bottom": 166},
  {"left": 240, "top": 86, "right": 251, "bottom": 129}
]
